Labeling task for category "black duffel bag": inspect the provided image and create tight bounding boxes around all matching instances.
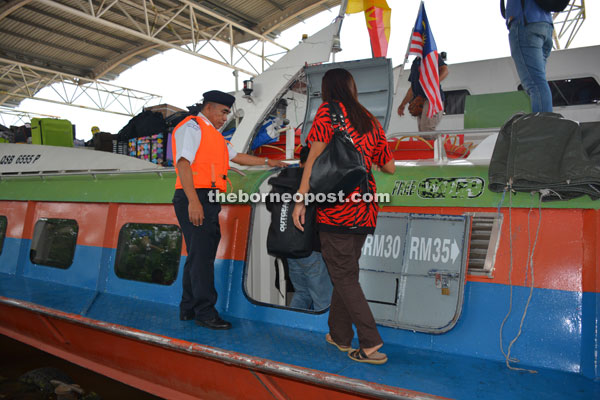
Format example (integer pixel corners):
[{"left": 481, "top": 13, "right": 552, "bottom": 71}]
[
  {"left": 266, "top": 167, "right": 316, "bottom": 259},
  {"left": 309, "top": 102, "right": 368, "bottom": 200}
]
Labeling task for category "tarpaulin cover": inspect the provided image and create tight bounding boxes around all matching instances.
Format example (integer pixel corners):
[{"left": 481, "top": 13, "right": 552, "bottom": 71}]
[{"left": 488, "top": 112, "right": 600, "bottom": 201}]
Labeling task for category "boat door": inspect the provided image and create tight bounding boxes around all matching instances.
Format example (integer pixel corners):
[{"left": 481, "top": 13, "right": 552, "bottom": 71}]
[
  {"left": 359, "top": 213, "right": 470, "bottom": 333},
  {"left": 245, "top": 57, "right": 394, "bottom": 309},
  {"left": 300, "top": 57, "right": 393, "bottom": 144}
]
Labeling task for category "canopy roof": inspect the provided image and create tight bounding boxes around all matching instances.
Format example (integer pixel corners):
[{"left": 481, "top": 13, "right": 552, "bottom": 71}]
[{"left": 0, "top": 0, "right": 341, "bottom": 110}]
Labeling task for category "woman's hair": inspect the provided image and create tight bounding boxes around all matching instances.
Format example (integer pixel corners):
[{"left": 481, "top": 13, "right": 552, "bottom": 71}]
[{"left": 321, "top": 68, "right": 377, "bottom": 135}]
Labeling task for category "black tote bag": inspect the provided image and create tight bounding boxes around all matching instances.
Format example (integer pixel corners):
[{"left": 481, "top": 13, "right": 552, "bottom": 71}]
[
  {"left": 266, "top": 168, "right": 316, "bottom": 259},
  {"left": 309, "top": 102, "right": 368, "bottom": 199}
]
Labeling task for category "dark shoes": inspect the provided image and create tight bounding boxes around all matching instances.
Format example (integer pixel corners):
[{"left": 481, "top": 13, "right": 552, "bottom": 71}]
[
  {"left": 180, "top": 311, "right": 194, "bottom": 321},
  {"left": 195, "top": 316, "right": 232, "bottom": 330}
]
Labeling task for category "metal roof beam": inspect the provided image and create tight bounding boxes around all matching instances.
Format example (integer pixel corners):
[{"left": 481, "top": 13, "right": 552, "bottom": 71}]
[
  {"left": 0, "top": 0, "right": 33, "bottom": 21},
  {"left": 251, "top": 0, "right": 332, "bottom": 38},
  {"left": 33, "top": 0, "right": 289, "bottom": 77},
  {"left": 259, "top": 0, "right": 285, "bottom": 11},
  {"left": 4, "top": 14, "right": 124, "bottom": 54},
  {"left": 0, "top": 28, "right": 107, "bottom": 63},
  {"left": 179, "top": 0, "right": 288, "bottom": 49},
  {"left": 23, "top": 4, "right": 141, "bottom": 47},
  {"left": 552, "top": 0, "right": 586, "bottom": 49},
  {"left": 0, "top": 57, "right": 162, "bottom": 116},
  {"left": 193, "top": 0, "right": 259, "bottom": 27}
]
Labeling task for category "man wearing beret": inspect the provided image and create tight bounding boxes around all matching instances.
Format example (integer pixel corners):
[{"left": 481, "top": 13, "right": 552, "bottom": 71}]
[{"left": 172, "top": 90, "right": 286, "bottom": 330}]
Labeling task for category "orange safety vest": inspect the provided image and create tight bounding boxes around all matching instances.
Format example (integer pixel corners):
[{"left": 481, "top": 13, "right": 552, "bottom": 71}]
[{"left": 172, "top": 115, "right": 229, "bottom": 191}]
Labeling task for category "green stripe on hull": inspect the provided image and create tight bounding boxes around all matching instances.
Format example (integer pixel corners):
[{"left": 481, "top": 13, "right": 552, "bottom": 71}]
[{"left": 1, "top": 166, "right": 599, "bottom": 209}]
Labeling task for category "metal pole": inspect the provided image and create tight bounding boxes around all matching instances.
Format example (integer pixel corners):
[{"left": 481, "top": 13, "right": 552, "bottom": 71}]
[{"left": 395, "top": 1, "right": 422, "bottom": 94}]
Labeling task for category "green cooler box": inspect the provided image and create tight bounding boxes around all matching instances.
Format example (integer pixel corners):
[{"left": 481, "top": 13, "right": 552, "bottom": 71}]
[{"left": 31, "top": 118, "right": 73, "bottom": 147}]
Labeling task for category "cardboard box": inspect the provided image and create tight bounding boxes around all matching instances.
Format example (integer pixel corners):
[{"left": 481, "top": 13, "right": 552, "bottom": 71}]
[{"left": 144, "top": 104, "right": 185, "bottom": 119}]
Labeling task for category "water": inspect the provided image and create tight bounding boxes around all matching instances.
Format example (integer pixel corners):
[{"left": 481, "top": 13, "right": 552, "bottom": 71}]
[{"left": 0, "top": 334, "right": 163, "bottom": 399}]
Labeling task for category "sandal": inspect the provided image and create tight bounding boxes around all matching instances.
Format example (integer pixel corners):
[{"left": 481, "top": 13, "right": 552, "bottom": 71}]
[
  {"left": 348, "top": 348, "right": 388, "bottom": 365},
  {"left": 325, "top": 334, "right": 351, "bottom": 352}
]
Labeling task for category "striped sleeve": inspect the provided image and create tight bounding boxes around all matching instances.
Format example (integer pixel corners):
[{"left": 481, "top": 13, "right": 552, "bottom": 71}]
[
  {"left": 372, "top": 123, "right": 393, "bottom": 167},
  {"left": 307, "top": 103, "right": 333, "bottom": 144}
]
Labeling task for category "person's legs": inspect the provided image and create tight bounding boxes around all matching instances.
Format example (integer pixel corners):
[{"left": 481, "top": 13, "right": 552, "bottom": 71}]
[
  {"left": 287, "top": 257, "right": 313, "bottom": 309},
  {"left": 173, "top": 190, "right": 194, "bottom": 317},
  {"left": 188, "top": 207, "right": 221, "bottom": 320},
  {"left": 173, "top": 189, "right": 222, "bottom": 321},
  {"left": 418, "top": 100, "right": 442, "bottom": 134},
  {"left": 509, "top": 21, "right": 553, "bottom": 112},
  {"left": 320, "top": 232, "right": 382, "bottom": 350},
  {"left": 303, "top": 251, "right": 333, "bottom": 311}
]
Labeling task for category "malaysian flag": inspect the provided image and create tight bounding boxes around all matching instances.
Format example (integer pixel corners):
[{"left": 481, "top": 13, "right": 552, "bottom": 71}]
[{"left": 408, "top": 2, "right": 443, "bottom": 118}]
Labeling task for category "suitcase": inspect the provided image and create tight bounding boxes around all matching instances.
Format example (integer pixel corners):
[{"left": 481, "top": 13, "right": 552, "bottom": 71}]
[
  {"left": 92, "top": 132, "right": 114, "bottom": 152},
  {"left": 31, "top": 118, "right": 73, "bottom": 147}
]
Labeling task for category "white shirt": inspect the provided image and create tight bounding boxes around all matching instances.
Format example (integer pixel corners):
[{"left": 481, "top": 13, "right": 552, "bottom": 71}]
[{"left": 174, "top": 112, "right": 237, "bottom": 164}]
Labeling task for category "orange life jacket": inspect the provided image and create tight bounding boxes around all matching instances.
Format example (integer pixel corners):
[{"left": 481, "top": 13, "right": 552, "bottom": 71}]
[{"left": 172, "top": 115, "right": 229, "bottom": 191}]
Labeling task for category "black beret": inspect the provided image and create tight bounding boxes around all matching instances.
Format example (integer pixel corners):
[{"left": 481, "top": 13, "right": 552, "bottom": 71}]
[{"left": 203, "top": 90, "right": 235, "bottom": 108}]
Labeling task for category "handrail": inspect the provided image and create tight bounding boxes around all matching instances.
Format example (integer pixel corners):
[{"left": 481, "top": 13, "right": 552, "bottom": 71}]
[
  {"left": 386, "top": 127, "right": 498, "bottom": 140},
  {"left": 0, "top": 167, "right": 173, "bottom": 179},
  {"left": 0, "top": 165, "right": 249, "bottom": 180},
  {"left": 386, "top": 127, "right": 499, "bottom": 165}
]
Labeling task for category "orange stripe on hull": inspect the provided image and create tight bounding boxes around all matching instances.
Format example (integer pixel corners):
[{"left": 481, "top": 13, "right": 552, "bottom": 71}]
[
  {"left": 2, "top": 200, "right": 597, "bottom": 292},
  {"left": 0, "top": 201, "right": 28, "bottom": 238},
  {"left": 383, "top": 206, "right": 599, "bottom": 293},
  {"left": 0, "top": 201, "right": 251, "bottom": 262}
]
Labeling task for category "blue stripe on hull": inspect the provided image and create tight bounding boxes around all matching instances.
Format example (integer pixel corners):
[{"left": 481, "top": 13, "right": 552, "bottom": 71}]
[
  {"left": 0, "top": 272, "right": 597, "bottom": 400},
  {"left": 0, "top": 238, "right": 597, "bottom": 382},
  {"left": 0, "top": 237, "right": 19, "bottom": 274}
]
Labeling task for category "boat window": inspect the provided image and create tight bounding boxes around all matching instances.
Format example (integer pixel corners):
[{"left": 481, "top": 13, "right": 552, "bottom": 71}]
[
  {"left": 114, "top": 223, "right": 182, "bottom": 285},
  {"left": 0, "top": 216, "right": 6, "bottom": 255},
  {"left": 466, "top": 212, "right": 503, "bottom": 276},
  {"left": 30, "top": 218, "right": 78, "bottom": 269},
  {"left": 444, "top": 89, "right": 470, "bottom": 115},
  {"left": 518, "top": 77, "right": 600, "bottom": 107}
]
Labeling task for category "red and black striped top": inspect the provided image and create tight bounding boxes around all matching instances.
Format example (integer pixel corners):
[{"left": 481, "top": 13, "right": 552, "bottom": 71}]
[{"left": 307, "top": 102, "right": 393, "bottom": 234}]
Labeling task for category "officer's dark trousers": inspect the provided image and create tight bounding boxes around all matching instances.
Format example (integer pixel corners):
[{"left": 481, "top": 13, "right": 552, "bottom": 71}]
[{"left": 173, "top": 188, "right": 221, "bottom": 321}]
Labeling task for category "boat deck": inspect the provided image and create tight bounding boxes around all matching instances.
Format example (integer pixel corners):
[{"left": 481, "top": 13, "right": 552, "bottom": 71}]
[{"left": 0, "top": 273, "right": 597, "bottom": 400}]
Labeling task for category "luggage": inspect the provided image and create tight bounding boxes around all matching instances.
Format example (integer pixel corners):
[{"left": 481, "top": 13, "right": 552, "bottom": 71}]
[
  {"left": 11, "top": 125, "right": 30, "bottom": 143},
  {"left": 266, "top": 167, "right": 316, "bottom": 259},
  {"left": 92, "top": 132, "right": 114, "bottom": 152},
  {"left": 117, "top": 110, "right": 166, "bottom": 141},
  {"left": 127, "top": 133, "right": 165, "bottom": 164},
  {"left": 31, "top": 118, "right": 73, "bottom": 147}
]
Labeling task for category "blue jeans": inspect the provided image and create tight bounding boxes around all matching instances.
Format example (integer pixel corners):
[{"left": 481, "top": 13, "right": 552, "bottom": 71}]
[
  {"left": 509, "top": 20, "right": 554, "bottom": 112},
  {"left": 287, "top": 252, "right": 333, "bottom": 311}
]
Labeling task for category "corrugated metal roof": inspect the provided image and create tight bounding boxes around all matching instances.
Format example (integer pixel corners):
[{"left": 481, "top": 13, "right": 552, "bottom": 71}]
[{"left": 0, "top": 0, "right": 341, "bottom": 109}]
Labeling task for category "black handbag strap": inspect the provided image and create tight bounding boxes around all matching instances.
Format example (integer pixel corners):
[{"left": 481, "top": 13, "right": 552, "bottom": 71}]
[
  {"left": 328, "top": 102, "right": 350, "bottom": 138},
  {"left": 327, "top": 101, "right": 373, "bottom": 196}
]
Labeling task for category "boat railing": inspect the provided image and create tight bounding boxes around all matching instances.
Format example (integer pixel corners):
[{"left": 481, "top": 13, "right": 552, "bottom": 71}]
[
  {"left": 0, "top": 166, "right": 248, "bottom": 179},
  {"left": 385, "top": 127, "right": 499, "bottom": 165}
]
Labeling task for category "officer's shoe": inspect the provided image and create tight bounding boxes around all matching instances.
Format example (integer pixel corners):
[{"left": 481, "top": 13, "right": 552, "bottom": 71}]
[
  {"left": 195, "top": 316, "right": 232, "bottom": 330},
  {"left": 180, "top": 311, "right": 194, "bottom": 321}
]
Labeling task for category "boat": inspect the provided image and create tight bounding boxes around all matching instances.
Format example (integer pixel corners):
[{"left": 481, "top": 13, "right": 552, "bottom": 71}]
[{"left": 1, "top": 14, "right": 599, "bottom": 400}]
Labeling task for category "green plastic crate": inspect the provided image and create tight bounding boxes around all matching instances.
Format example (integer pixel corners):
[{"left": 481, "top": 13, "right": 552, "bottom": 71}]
[{"left": 31, "top": 118, "right": 73, "bottom": 147}]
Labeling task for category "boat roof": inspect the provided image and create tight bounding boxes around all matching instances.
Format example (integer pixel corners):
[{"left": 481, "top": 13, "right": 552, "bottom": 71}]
[{"left": 0, "top": 0, "right": 340, "bottom": 108}]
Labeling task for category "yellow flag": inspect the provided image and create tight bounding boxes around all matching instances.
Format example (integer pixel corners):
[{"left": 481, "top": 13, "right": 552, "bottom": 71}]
[
  {"left": 346, "top": 0, "right": 390, "bottom": 14},
  {"left": 346, "top": 0, "right": 391, "bottom": 57}
]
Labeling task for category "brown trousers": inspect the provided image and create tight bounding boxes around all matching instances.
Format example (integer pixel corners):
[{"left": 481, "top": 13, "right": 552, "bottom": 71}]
[{"left": 320, "top": 231, "right": 383, "bottom": 349}]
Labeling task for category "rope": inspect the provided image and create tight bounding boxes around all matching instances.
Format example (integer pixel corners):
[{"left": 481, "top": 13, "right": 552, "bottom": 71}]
[
  {"left": 393, "top": 135, "right": 434, "bottom": 150},
  {"left": 499, "top": 183, "right": 545, "bottom": 374}
]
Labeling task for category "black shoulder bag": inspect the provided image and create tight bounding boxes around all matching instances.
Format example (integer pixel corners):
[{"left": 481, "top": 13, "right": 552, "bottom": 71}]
[{"left": 309, "top": 102, "right": 368, "bottom": 202}]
